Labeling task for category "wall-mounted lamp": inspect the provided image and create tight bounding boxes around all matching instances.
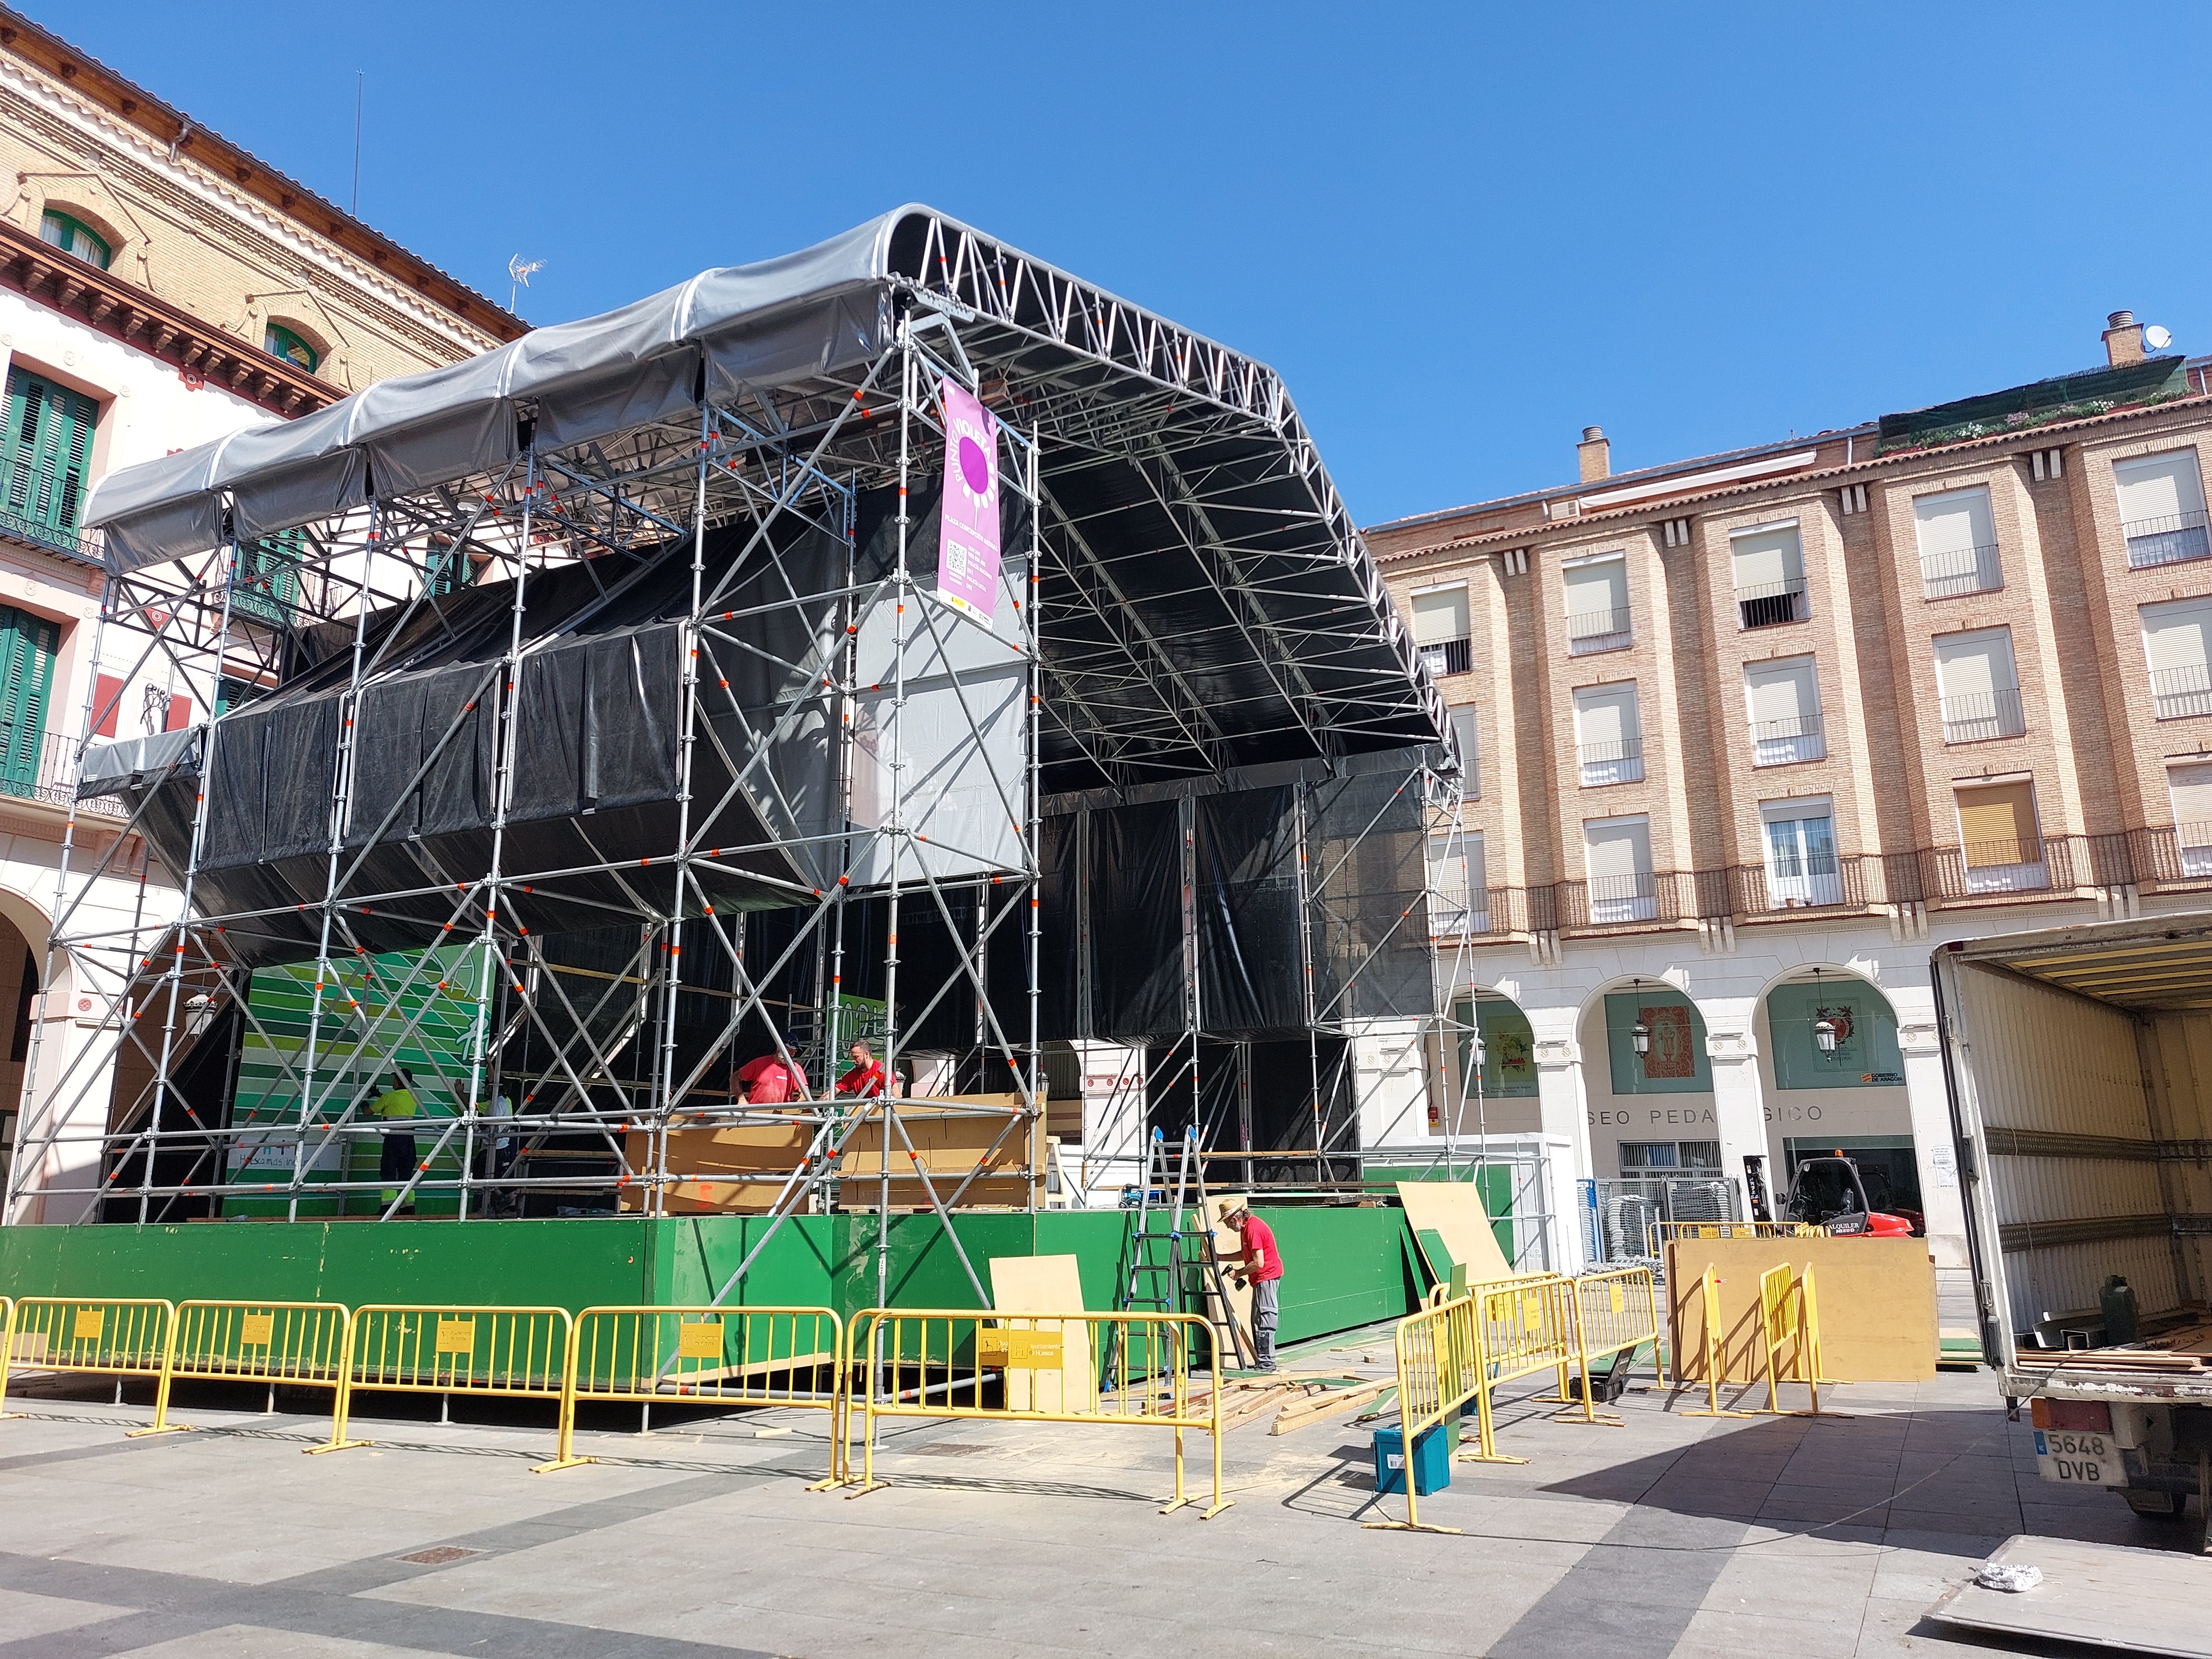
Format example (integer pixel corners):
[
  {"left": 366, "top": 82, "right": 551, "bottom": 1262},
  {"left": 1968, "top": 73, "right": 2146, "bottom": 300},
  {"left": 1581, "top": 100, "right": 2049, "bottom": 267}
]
[
  {"left": 1814, "top": 1018, "right": 1838, "bottom": 1055},
  {"left": 1631, "top": 1021, "right": 1651, "bottom": 1058}
]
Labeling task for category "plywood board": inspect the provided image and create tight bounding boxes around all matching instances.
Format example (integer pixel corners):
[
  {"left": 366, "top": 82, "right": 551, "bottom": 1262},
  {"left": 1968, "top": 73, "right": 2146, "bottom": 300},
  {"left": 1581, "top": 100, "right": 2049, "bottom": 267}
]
[
  {"left": 1929, "top": 1535, "right": 2212, "bottom": 1657},
  {"left": 1395, "top": 1181, "right": 1515, "bottom": 1287},
  {"left": 619, "top": 1122, "right": 816, "bottom": 1214},
  {"left": 1666, "top": 1236, "right": 1937, "bottom": 1384},
  {"left": 988, "top": 1253, "right": 1094, "bottom": 1413},
  {"left": 836, "top": 1095, "right": 1038, "bottom": 1210},
  {"left": 1202, "top": 1195, "right": 1256, "bottom": 1366}
]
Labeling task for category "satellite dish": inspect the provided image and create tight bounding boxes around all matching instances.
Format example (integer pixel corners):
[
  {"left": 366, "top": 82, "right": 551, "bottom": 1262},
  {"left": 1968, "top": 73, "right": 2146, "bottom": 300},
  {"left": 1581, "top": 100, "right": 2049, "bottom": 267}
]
[{"left": 2146, "top": 324, "right": 2173, "bottom": 351}]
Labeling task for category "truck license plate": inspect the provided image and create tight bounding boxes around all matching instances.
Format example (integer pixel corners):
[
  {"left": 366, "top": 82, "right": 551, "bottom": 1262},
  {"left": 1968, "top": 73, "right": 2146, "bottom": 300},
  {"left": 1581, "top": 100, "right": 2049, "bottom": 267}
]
[{"left": 2034, "top": 1428, "right": 2116, "bottom": 1484}]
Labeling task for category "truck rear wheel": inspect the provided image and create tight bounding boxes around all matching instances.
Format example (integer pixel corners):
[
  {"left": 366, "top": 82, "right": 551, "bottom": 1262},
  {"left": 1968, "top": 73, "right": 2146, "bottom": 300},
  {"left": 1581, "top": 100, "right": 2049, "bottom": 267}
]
[{"left": 2123, "top": 1489, "right": 2190, "bottom": 1519}]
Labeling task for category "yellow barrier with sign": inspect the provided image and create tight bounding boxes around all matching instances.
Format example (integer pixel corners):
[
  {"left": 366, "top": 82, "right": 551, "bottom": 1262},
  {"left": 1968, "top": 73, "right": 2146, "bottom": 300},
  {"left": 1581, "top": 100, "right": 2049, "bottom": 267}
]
[
  {"left": 562, "top": 1305, "right": 844, "bottom": 1484},
  {"left": 1363, "top": 1287, "right": 1482, "bottom": 1532},
  {"left": 0, "top": 1297, "right": 177, "bottom": 1432},
  {"left": 1560, "top": 1267, "right": 1661, "bottom": 1427},
  {"left": 1759, "top": 1263, "right": 1848, "bottom": 1418},
  {"left": 318, "top": 1304, "right": 584, "bottom": 1468},
  {"left": 148, "top": 1301, "right": 353, "bottom": 1436},
  {"left": 1654, "top": 1221, "right": 1826, "bottom": 1246},
  {"left": 840, "top": 1308, "right": 1228, "bottom": 1518},
  {"left": 1463, "top": 1273, "right": 1578, "bottom": 1465}
]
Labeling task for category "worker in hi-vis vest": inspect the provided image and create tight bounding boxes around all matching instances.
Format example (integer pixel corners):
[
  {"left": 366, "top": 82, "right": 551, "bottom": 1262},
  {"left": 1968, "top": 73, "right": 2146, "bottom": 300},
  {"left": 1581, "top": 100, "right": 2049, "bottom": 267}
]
[{"left": 368, "top": 1067, "right": 421, "bottom": 1216}]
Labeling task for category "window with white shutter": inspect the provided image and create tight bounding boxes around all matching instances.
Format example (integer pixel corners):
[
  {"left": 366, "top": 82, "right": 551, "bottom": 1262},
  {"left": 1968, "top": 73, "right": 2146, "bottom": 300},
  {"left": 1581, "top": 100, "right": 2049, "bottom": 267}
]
[
  {"left": 2115, "top": 450, "right": 2211, "bottom": 568},
  {"left": 2168, "top": 762, "right": 2212, "bottom": 875},
  {"left": 1743, "top": 656, "right": 1824, "bottom": 764},
  {"left": 1731, "top": 523, "right": 1807, "bottom": 629},
  {"left": 1430, "top": 831, "right": 1488, "bottom": 936},
  {"left": 1411, "top": 586, "right": 1471, "bottom": 676},
  {"left": 1913, "top": 486, "right": 2001, "bottom": 598},
  {"left": 1573, "top": 683, "right": 1643, "bottom": 786},
  {"left": 1563, "top": 554, "right": 1631, "bottom": 654},
  {"left": 1934, "top": 628, "right": 2024, "bottom": 742},
  {"left": 2141, "top": 598, "right": 2212, "bottom": 719},
  {"left": 1449, "top": 705, "right": 1480, "bottom": 798},
  {"left": 1583, "top": 814, "right": 1655, "bottom": 922}
]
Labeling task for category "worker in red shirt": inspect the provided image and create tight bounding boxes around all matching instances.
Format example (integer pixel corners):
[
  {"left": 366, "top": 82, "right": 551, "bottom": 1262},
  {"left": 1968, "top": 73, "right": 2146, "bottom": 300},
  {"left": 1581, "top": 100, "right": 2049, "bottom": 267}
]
[
  {"left": 834, "top": 1039, "right": 886, "bottom": 1100},
  {"left": 732, "top": 1052, "right": 805, "bottom": 1107},
  {"left": 1223, "top": 1205, "right": 1284, "bottom": 1372}
]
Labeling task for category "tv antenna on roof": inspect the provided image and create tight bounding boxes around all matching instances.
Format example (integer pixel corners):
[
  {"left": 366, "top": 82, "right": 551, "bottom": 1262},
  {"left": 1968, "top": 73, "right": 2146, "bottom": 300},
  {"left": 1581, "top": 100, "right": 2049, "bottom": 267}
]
[
  {"left": 2146, "top": 324, "right": 2173, "bottom": 351},
  {"left": 508, "top": 254, "right": 544, "bottom": 313}
]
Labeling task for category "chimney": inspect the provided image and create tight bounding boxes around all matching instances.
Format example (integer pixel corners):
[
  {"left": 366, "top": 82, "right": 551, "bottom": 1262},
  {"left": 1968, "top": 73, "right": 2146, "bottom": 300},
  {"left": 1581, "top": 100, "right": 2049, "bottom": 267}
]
[
  {"left": 1577, "top": 425, "right": 1611, "bottom": 483},
  {"left": 2103, "top": 310, "right": 2145, "bottom": 367}
]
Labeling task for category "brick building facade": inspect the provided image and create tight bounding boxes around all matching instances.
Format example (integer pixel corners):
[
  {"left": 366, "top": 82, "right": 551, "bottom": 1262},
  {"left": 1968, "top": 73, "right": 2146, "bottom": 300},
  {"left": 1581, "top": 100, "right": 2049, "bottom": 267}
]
[{"left": 1370, "top": 311, "right": 2212, "bottom": 1316}]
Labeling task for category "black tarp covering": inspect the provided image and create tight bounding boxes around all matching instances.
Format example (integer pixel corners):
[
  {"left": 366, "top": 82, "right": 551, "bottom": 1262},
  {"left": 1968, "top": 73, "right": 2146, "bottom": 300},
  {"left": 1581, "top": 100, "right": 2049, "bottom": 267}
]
[
  {"left": 1141, "top": 1036, "right": 1355, "bottom": 1183},
  {"left": 1089, "top": 799, "right": 1184, "bottom": 1041},
  {"left": 1194, "top": 787, "right": 1305, "bottom": 1036},
  {"left": 1305, "top": 766, "right": 1431, "bottom": 1024}
]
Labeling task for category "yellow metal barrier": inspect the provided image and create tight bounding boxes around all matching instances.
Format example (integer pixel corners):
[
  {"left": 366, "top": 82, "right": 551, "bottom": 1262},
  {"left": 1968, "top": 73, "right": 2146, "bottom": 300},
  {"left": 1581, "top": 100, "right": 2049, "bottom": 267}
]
[
  {"left": 1654, "top": 1221, "right": 1826, "bottom": 1245},
  {"left": 1463, "top": 1273, "right": 1578, "bottom": 1465},
  {"left": 1363, "top": 1288, "right": 1481, "bottom": 1532},
  {"left": 1680, "top": 1268, "right": 1754, "bottom": 1418},
  {"left": 1758, "top": 1263, "right": 1848, "bottom": 1418},
  {"left": 317, "top": 1304, "right": 585, "bottom": 1468},
  {"left": 562, "top": 1305, "right": 844, "bottom": 1485},
  {"left": 841, "top": 1307, "right": 1228, "bottom": 1518},
  {"left": 1560, "top": 1267, "right": 1660, "bottom": 1427},
  {"left": 149, "top": 1301, "right": 353, "bottom": 1436},
  {"left": 0, "top": 1297, "right": 177, "bottom": 1433}
]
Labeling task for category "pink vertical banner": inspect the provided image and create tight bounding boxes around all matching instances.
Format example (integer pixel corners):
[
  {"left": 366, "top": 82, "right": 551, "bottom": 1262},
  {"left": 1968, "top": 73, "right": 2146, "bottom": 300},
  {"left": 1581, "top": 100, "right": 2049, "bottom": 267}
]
[{"left": 936, "top": 376, "right": 1001, "bottom": 624}]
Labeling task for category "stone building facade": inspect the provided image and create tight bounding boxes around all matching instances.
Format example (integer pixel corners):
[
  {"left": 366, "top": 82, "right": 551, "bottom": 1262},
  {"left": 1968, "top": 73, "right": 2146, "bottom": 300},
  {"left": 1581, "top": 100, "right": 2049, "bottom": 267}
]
[{"left": 1369, "top": 311, "right": 2212, "bottom": 1317}]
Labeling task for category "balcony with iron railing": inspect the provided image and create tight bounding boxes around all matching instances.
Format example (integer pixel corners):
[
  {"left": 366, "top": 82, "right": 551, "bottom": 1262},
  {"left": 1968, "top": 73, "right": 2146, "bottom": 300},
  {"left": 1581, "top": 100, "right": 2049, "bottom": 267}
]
[
  {"left": 1566, "top": 606, "right": 1633, "bottom": 656},
  {"left": 1749, "top": 712, "right": 1825, "bottom": 766},
  {"left": 0, "top": 726, "right": 127, "bottom": 818},
  {"left": 1418, "top": 635, "right": 1472, "bottom": 677},
  {"left": 1736, "top": 577, "right": 1807, "bottom": 630},
  {"left": 2152, "top": 662, "right": 2212, "bottom": 720},
  {"left": 0, "top": 507, "right": 95, "bottom": 564},
  {"left": 2124, "top": 510, "right": 2212, "bottom": 570},
  {"left": 1576, "top": 736, "right": 1644, "bottom": 786},
  {"left": 1920, "top": 542, "right": 2002, "bottom": 599},
  {"left": 1939, "top": 686, "right": 2025, "bottom": 743}
]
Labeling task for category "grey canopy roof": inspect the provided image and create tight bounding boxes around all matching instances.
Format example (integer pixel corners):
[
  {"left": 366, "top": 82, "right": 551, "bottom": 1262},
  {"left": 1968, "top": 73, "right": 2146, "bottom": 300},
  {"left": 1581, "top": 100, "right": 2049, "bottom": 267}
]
[{"left": 86, "top": 210, "right": 902, "bottom": 567}]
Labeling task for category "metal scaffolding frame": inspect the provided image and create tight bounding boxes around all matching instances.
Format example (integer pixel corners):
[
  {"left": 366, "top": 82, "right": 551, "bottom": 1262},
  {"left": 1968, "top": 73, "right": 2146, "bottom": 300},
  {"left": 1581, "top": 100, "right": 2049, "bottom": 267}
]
[{"left": 6, "top": 209, "right": 1472, "bottom": 1286}]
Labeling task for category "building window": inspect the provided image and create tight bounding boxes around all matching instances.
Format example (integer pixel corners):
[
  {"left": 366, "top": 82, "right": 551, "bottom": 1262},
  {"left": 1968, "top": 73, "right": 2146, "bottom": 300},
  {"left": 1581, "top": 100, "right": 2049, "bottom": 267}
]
[
  {"left": 1563, "top": 552, "right": 1631, "bottom": 654},
  {"left": 1573, "top": 682, "right": 1643, "bottom": 786},
  {"left": 0, "top": 366, "right": 97, "bottom": 543},
  {"left": 2141, "top": 597, "right": 2212, "bottom": 720},
  {"left": 2114, "top": 450, "right": 2211, "bottom": 569},
  {"left": 1761, "top": 797, "right": 1841, "bottom": 907},
  {"left": 2168, "top": 762, "right": 2212, "bottom": 878},
  {"left": 1619, "top": 1141, "right": 1723, "bottom": 1172},
  {"left": 1411, "top": 586, "right": 1471, "bottom": 677},
  {"left": 38, "top": 210, "right": 110, "bottom": 270},
  {"left": 2030, "top": 447, "right": 2064, "bottom": 482},
  {"left": 1730, "top": 522, "right": 1808, "bottom": 629},
  {"left": 1430, "top": 831, "right": 1486, "bottom": 936},
  {"left": 1744, "top": 655, "right": 1824, "bottom": 765},
  {"left": 264, "top": 323, "right": 319, "bottom": 375},
  {"left": 1954, "top": 779, "right": 2046, "bottom": 893},
  {"left": 233, "top": 530, "right": 303, "bottom": 628},
  {"left": 1934, "top": 627, "right": 2024, "bottom": 742},
  {"left": 425, "top": 540, "right": 468, "bottom": 598},
  {"left": 0, "top": 605, "right": 58, "bottom": 800},
  {"left": 1838, "top": 484, "right": 1869, "bottom": 516},
  {"left": 1583, "top": 814, "right": 1655, "bottom": 923},
  {"left": 1913, "top": 485, "right": 2001, "bottom": 599},
  {"left": 1449, "top": 704, "right": 1479, "bottom": 798}
]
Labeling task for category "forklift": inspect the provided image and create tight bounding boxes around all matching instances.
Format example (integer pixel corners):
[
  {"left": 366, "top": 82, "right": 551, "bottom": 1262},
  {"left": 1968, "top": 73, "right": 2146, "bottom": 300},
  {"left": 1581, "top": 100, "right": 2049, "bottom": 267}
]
[{"left": 1780, "top": 1152, "right": 1917, "bottom": 1237}]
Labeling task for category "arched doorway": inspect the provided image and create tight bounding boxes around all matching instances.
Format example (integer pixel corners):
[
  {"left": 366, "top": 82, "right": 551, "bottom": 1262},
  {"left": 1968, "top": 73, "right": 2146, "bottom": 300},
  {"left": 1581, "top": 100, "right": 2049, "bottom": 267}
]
[
  {"left": 1435, "top": 987, "right": 1540, "bottom": 1139},
  {"left": 1757, "top": 967, "right": 1918, "bottom": 1228},
  {"left": 1576, "top": 976, "right": 1719, "bottom": 1181},
  {"left": 0, "top": 914, "right": 34, "bottom": 1201}
]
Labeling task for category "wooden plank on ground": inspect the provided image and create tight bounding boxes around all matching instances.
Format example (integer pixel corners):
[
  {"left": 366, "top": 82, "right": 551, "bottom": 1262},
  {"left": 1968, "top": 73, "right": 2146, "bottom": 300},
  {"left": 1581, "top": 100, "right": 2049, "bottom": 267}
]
[
  {"left": 1928, "top": 1536, "right": 2212, "bottom": 1657},
  {"left": 1396, "top": 1181, "right": 1514, "bottom": 1285},
  {"left": 1270, "top": 1378, "right": 1394, "bottom": 1435}
]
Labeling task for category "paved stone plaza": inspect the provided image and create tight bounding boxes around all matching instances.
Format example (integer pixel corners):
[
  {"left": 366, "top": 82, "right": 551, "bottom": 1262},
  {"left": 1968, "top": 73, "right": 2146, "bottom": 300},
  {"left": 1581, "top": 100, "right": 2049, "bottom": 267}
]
[{"left": 0, "top": 1337, "right": 2181, "bottom": 1658}]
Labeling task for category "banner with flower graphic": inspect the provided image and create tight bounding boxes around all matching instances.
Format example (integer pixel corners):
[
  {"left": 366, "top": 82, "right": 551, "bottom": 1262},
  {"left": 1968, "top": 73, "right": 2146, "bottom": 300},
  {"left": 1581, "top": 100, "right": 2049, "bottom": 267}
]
[
  {"left": 937, "top": 376, "right": 1001, "bottom": 624},
  {"left": 1768, "top": 982, "right": 1904, "bottom": 1089},
  {"left": 1604, "top": 993, "right": 1712, "bottom": 1095}
]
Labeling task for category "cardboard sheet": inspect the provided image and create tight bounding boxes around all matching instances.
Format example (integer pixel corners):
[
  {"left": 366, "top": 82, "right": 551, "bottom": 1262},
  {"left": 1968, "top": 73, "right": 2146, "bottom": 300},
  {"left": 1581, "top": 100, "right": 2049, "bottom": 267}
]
[
  {"left": 619, "top": 1121, "right": 815, "bottom": 1214},
  {"left": 1395, "top": 1180, "right": 1515, "bottom": 1287},
  {"left": 1202, "top": 1196, "right": 1257, "bottom": 1367},
  {"left": 836, "top": 1095, "right": 1038, "bottom": 1210},
  {"left": 1666, "top": 1236, "right": 1937, "bottom": 1384},
  {"left": 987, "top": 1253, "right": 1094, "bottom": 1412}
]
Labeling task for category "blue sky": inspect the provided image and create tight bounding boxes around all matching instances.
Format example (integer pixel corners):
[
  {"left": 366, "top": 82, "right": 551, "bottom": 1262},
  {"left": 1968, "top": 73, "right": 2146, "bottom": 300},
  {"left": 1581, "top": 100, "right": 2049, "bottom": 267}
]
[{"left": 47, "top": 1, "right": 2212, "bottom": 526}]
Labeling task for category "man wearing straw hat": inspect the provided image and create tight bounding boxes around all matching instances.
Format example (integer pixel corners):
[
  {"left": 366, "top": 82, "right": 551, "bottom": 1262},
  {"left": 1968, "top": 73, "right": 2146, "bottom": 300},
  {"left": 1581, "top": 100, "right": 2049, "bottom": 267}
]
[{"left": 1221, "top": 1205, "right": 1284, "bottom": 1372}]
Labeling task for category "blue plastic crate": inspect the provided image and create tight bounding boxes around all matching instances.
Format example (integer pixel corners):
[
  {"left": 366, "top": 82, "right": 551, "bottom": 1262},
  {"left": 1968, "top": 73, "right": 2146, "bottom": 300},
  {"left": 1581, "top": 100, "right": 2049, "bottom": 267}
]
[{"left": 1373, "top": 1423, "right": 1451, "bottom": 1496}]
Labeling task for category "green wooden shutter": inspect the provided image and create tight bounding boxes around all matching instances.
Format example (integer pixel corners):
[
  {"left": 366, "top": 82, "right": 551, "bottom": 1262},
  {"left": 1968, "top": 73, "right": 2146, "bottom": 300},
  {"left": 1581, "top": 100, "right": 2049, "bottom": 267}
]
[
  {"left": 0, "top": 368, "right": 97, "bottom": 537},
  {"left": 0, "top": 605, "right": 58, "bottom": 794},
  {"left": 236, "top": 530, "right": 301, "bottom": 625}
]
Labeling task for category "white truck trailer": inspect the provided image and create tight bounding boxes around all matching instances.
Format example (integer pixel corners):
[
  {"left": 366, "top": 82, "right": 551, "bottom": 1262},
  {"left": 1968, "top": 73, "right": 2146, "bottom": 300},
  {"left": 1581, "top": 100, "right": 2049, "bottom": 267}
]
[{"left": 1935, "top": 914, "right": 2212, "bottom": 1520}]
